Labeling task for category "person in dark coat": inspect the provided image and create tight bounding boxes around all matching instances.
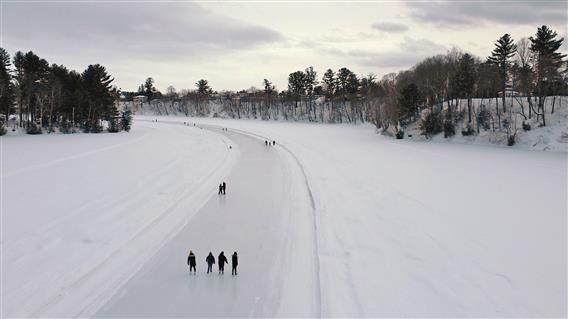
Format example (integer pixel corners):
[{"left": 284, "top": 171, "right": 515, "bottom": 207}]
[
  {"left": 272, "top": 140, "right": 276, "bottom": 146},
  {"left": 222, "top": 182, "right": 226, "bottom": 195},
  {"left": 187, "top": 250, "right": 196, "bottom": 274},
  {"left": 218, "top": 251, "right": 228, "bottom": 274},
  {"left": 231, "top": 251, "right": 238, "bottom": 275},
  {"left": 218, "top": 184, "right": 223, "bottom": 195},
  {"left": 265, "top": 140, "right": 268, "bottom": 146},
  {"left": 206, "top": 252, "right": 215, "bottom": 273}
]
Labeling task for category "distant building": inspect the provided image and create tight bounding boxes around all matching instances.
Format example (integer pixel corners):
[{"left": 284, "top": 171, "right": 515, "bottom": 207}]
[
  {"left": 497, "top": 89, "right": 519, "bottom": 97},
  {"left": 133, "top": 95, "right": 148, "bottom": 103}
]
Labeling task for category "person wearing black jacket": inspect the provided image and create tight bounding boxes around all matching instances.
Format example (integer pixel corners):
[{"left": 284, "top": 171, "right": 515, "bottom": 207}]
[
  {"left": 206, "top": 252, "right": 215, "bottom": 274},
  {"left": 218, "top": 251, "right": 228, "bottom": 274},
  {"left": 187, "top": 250, "right": 196, "bottom": 274},
  {"left": 231, "top": 252, "right": 238, "bottom": 275}
]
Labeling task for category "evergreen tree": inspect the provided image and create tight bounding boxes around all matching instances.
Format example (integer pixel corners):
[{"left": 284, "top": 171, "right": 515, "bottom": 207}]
[
  {"left": 529, "top": 25, "right": 566, "bottom": 126},
  {"left": 81, "top": 64, "right": 115, "bottom": 132},
  {"left": 397, "top": 83, "right": 423, "bottom": 123},
  {"left": 196, "top": 79, "right": 212, "bottom": 95},
  {"left": 144, "top": 77, "right": 155, "bottom": 101},
  {"left": 322, "top": 69, "right": 336, "bottom": 98},
  {"left": 263, "top": 79, "right": 275, "bottom": 95},
  {"left": 195, "top": 79, "right": 212, "bottom": 115},
  {"left": 487, "top": 33, "right": 516, "bottom": 113},
  {"left": 0, "top": 48, "right": 15, "bottom": 127},
  {"left": 262, "top": 79, "right": 275, "bottom": 118},
  {"left": 13, "top": 51, "right": 50, "bottom": 132},
  {"left": 287, "top": 70, "right": 306, "bottom": 110},
  {"left": 304, "top": 66, "right": 318, "bottom": 120},
  {"left": 107, "top": 99, "right": 120, "bottom": 133},
  {"left": 121, "top": 109, "right": 133, "bottom": 132},
  {"left": 453, "top": 53, "right": 477, "bottom": 124}
]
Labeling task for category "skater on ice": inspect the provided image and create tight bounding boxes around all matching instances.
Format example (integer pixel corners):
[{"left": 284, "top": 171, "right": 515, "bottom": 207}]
[
  {"left": 206, "top": 252, "right": 215, "bottom": 274},
  {"left": 187, "top": 250, "right": 196, "bottom": 274},
  {"left": 218, "top": 251, "right": 228, "bottom": 274},
  {"left": 218, "top": 184, "right": 223, "bottom": 195},
  {"left": 231, "top": 252, "right": 238, "bottom": 275},
  {"left": 222, "top": 181, "right": 226, "bottom": 195}
]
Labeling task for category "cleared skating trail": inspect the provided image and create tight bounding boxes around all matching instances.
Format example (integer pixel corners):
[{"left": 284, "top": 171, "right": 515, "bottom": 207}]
[{"left": 95, "top": 125, "right": 319, "bottom": 317}]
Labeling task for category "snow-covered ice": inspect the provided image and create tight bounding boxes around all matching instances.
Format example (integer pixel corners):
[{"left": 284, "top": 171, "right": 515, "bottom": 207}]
[
  {"left": 1, "top": 122, "right": 237, "bottom": 316},
  {"left": 2, "top": 116, "right": 566, "bottom": 317},
  {"left": 95, "top": 125, "right": 319, "bottom": 317}
]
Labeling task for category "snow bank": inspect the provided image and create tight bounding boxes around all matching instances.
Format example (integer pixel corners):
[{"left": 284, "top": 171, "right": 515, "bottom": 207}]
[
  {"left": 405, "top": 96, "right": 568, "bottom": 152},
  {"left": 1, "top": 120, "right": 238, "bottom": 317}
]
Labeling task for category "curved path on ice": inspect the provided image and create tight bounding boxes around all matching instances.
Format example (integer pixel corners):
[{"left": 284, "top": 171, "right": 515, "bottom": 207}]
[{"left": 94, "top": 124, "right": 319, "bottom": 317}]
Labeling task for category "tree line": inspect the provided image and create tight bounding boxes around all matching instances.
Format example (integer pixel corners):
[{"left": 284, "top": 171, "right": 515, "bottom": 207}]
[
  {"left": 129, "top": 25, "right": 565, "bottom": 144},
  {"left": 0, "top": 50, "right": 132, "bottom": 135},
  {"left": 1, "top": 25, "right": 565, "bottom": 141}
]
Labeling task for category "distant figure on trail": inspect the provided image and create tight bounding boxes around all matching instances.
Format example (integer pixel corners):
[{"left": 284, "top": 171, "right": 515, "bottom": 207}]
[
  {"left": 231, "top": 252, "right": 238, "bottom": 275},
  {"left": 272, "top": 140, "right": 275, "bottom": 146},
  {"left": 265, "top": 140, "right": 268, "bottom": 146},
  {"left": 222, "top": 182, "right": 226, "bottom": 195},
  {"left": 206, "top": 252, "right": 215, "bottom": 273},
  {"left": 218, "top": 251, "right": 228, "bottom": 274},
  {"left": 218, "top": 184, "right": 223, "bottom": 195},
  {"left": 187, "top": 250, "right": 196, "bottom": 274}
]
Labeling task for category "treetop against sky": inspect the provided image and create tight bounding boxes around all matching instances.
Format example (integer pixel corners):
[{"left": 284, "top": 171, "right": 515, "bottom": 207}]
[{"left": 1, "top": 0, "right": 566, "bottom": 91}]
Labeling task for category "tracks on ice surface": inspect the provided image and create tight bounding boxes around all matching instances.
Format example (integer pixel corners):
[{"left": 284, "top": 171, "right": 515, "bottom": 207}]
[
  {"left": 93, "top": 121, "right": 321, "bottom": 317},
  {"left": 201, "top": 124, "right": 323, "bottom": 317}
]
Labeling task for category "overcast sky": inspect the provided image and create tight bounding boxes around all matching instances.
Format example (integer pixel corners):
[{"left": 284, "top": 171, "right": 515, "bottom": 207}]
[{"left": 1, "top": 0, "right": 566, "bottom": 92}]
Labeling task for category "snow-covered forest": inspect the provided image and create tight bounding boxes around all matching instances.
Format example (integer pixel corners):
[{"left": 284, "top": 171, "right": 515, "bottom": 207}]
[{"left": 1, "top": 25, "right": 567, "bottom": 149}]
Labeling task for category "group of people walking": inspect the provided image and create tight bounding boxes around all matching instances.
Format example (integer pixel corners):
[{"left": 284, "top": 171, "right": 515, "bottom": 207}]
[
  {"left": 264, "top": 140, "right": 276, "bottom": 146},
  {"left": 187, "top": 251, "right": 238, "bottom": 275},
  {"left": 218, "top": 181, "right": 227, "bottom": 195}
]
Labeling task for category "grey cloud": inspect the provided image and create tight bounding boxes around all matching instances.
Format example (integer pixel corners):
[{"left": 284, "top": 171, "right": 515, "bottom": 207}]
[
  {"left": 317, "top": 37, "right": 447, "bottom": 69},
  {"left": 360, "top": 52, "right": 429, "bottom": 68},
  {"left": 371, "top": 22, "right": 408, "bottom": 33},
  {"left": 399, "top": 37, "right": 446, "bottom": 52},
  {"left": 321, "top": 31, "right": 375, "bottom": 43},
  {"left": 3, "top": 2, "right": 283, "bottom": 61},
  {"left": 406, "top": 1, "right": 567, "bottom": 27}
]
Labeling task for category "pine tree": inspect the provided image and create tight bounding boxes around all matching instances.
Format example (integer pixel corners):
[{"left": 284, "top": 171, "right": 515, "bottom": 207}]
[
  {"left": 81, "top": 64, "right": 114, "bottom": 132},
  {"left": 262, "top": 79, "right": 275, "bottom": 118},
  {"left": 0, "top": 48, "right": 15, "bottom": 130},
  {"left": 397, "top": 83, "right": 423, "bottom": 123},
  {"left": 121, "top": 109, "right": 132, "bottom": 132},
  {"left": 144, "top": 77, "right": 155, "bottom": 101},
  {"left": 195, "top": 79, "right": 212, "bottom": 115},
  {"left": 487, "top": 33, "right": 516, "bottom": 113},
  {"left": 322, "top": 69, "right": 335, "bottom": 98},
  {"left": 453, "top": 53, "right": 477, "bottom": 124},
  {"left": 304, "top": 66, "right": 318, "bottom": 120},
  {"left": 287, "top": 71, "right": 306, "bottom": 112},
  {"left": 107, "top": 103, "right": 120, "bottom": 133},
  {"left": 529, "top": 25, "right": 566, "bottom": 126}
]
